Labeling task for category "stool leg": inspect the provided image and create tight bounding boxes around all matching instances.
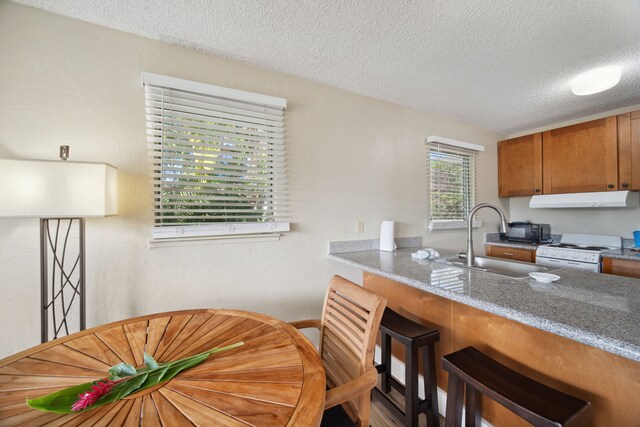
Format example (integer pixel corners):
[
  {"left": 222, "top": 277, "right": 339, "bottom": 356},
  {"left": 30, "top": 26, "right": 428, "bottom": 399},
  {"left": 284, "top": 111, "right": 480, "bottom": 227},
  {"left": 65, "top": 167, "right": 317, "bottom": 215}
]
[
  {"left": 464, "top": 385, "right": 482, "bottom": 427},
  {"left": 444, "top": 373, "right": 464, "bottom": 427},
  {"left": 405, "top": 345, "right": 419, "bottom": 427},
  {"left": 423, "top": 343, "right": 439, "bottom": 427},
  {"left": 381, "top": 331, "right": 392, "bottom": 393}
]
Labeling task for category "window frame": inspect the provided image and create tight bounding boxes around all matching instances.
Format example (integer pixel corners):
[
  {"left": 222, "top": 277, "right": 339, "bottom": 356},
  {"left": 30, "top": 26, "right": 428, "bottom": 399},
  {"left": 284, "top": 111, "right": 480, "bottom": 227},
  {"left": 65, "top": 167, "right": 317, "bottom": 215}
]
[
  {"left": 426, "top": 137, "right": 483, "bottom": 231},
  {"left": 142, "top": 73, "right": 289, "bottom": 239}
]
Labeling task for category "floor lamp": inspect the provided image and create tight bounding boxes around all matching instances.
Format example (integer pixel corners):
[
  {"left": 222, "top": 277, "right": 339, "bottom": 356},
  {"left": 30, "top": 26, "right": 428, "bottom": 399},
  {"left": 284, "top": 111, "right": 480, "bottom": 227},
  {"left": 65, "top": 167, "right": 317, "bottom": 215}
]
[{"left": 0, "top": 152, "right": 117, "bottom": 343}]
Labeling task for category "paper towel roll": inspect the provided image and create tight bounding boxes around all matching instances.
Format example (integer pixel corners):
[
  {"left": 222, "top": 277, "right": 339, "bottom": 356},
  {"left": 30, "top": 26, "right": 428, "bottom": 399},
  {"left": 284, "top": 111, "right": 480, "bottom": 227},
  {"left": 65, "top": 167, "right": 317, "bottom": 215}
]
[{"left": 379, "top": 220, "right": 396, "bottom": 252}]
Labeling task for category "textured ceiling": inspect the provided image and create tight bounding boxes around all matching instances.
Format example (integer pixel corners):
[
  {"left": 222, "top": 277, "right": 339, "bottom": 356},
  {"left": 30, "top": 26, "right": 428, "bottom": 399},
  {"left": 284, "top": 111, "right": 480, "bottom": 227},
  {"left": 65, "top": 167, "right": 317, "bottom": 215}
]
[{"left": 11, "top": 0, "right": 640, "bottom": 134}]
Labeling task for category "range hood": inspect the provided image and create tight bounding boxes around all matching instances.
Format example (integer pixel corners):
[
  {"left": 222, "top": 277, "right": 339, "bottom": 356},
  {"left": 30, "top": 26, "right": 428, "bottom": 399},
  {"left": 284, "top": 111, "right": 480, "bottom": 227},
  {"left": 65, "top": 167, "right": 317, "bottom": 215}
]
[{"left": 529, "top": 191, "right": 639, "bottom": 209}]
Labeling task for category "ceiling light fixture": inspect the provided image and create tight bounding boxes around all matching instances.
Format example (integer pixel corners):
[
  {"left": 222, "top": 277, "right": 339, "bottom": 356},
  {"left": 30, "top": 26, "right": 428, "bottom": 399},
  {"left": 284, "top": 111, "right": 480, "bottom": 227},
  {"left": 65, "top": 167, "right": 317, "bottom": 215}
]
[{"left": 570, "top": 66, "right": 622, "bottom": 96}]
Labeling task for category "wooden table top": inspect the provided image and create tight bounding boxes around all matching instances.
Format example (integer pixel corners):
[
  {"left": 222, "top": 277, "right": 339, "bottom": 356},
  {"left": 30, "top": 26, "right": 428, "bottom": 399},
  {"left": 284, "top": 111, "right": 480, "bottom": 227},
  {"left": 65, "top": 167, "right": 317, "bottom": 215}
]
[{"left": 0, "top": 309, "right": 326, "bottom": 426}]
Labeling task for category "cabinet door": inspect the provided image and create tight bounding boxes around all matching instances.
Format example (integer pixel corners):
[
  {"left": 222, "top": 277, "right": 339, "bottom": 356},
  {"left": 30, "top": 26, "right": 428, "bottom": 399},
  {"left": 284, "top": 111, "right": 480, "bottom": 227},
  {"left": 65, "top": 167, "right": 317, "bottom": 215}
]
[
  {"left": 617, "top": 110, "right": 640, "bottom": 191},
  {"left": 602, "top": 257, "right": 640, "bottom": 279},
  {"left": 485, "top": 245, "right": 534, "bottom": 263},
  {"left": 542, "top": 117, "right": 618, "bottom": 194},
  {"left": 498, "top": 134, "right": 542, "bottom": 197}
]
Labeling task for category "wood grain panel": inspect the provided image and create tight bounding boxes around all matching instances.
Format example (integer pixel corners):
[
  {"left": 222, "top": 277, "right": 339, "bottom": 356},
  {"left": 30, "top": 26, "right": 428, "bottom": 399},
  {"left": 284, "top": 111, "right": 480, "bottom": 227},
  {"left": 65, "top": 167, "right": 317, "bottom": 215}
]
[
  {"left": 64, "top": 334, "right": 123, "bottom": 367},
  {"left": 159, "top": 387, "right": 250, "bottom": 426},
  {"left": 166, "top": 382, "right": 295, "bottom": 425},
  {"left": 101, "top": 399, "right": 135, "bottom": 426},
  {"left": 485, "top": 245, "right": 534, "bottom": 263},
  {"left": 141, "top": 394, "right": 162, "bottom": 427},
  {"left": 0, "top": 357, "right": 102, "bottom": 377},
  {"left": 122, "top": 397, "right": 143, "bottom": 426},
  {"left": 123, "top": 321, "right": 148, "bottom": 366},
  {"left": 618, "top": 113, "right": 632, "bottom": 190},
  {"left": 542, "top": 116, "right": 618, "bottom": 194},
  {"left": 1, "top": 408, "right": 65, "bottom": 426},
  {"left": 154, "top": 313, "right": 214, "bottom": 361},
  {"left": 497, "top": 134, "right": 542, "bottom": 197},
  {"left": 151, "top": 391, "right": 196, "bottom": 426},
  {"left": 95, "top": 326, "right": 137, "bottom": 366},
  {"left": 161, "top": 314, "right": 230, "bottom": 360},
  {"left": 631, "top": 112, "right": 640, "bottom": 190},
  {"left": 152, "top": 314, "right": 194, "bottom": 361},
  {"left": 602, "top": 257, "right": 640, "bottom": 279},
  {"left": 145, "top": 316, "right": 171, "bottom": 357},
  {"left": 28, "top": 345, "right": 111, "bottom": 372}
]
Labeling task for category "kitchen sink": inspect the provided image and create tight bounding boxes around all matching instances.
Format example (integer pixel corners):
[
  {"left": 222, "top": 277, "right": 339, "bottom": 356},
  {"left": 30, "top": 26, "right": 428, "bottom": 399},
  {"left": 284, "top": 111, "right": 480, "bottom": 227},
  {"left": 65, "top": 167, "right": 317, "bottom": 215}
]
[{"left": 444, "top": 256, "right": 559, "bottom": 279}]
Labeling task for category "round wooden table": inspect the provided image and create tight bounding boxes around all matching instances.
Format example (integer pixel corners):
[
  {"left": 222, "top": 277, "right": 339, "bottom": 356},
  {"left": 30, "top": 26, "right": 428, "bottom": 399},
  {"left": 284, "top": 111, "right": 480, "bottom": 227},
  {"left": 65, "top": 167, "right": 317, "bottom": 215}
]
[{"left": 0, "top": 309, "right": 325, "bottom": 426}]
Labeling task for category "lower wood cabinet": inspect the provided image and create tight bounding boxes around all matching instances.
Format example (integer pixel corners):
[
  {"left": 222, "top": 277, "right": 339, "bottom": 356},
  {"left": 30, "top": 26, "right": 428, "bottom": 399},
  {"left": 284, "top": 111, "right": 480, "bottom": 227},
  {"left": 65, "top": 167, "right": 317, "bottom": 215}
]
[
  {"left": 485, "top": 245, "right": 536, "bottom": 263},
  {"left": 602, "top": 257, "right": 640, "bottom": 279}
]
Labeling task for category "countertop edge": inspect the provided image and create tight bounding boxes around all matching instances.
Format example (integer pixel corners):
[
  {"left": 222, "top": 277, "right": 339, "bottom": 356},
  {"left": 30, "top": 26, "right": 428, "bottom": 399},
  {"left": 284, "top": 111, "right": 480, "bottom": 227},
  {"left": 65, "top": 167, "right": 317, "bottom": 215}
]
[
  {"left": 601, "top": 249, "right": 640, "bottom": 261},
  {"left": 484, "top": 241, "right": 539, "bottom": 250},
  {"left": 328, "top": 253, "right": 640, "bottom": 362}
]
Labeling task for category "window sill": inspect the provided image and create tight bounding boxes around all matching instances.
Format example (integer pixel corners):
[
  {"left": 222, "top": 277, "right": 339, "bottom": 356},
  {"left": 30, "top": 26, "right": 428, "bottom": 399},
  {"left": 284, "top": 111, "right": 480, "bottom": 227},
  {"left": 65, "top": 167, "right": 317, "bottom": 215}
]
[{"left": 149, "top": 233, "right": 282, "bottom": 248}]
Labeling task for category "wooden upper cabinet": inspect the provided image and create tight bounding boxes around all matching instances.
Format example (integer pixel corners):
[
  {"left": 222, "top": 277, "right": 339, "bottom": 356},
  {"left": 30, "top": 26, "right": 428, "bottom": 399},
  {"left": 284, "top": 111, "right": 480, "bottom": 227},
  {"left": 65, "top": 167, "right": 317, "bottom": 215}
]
[
  {"left": 542, "top": 116, "right": 618, "bottom": 194},
  {"left": 617, "top": 110, "right": 640, "bottom": 191},
  {"left": 498, "top": 133, "right": 542, "bottom": 197}
]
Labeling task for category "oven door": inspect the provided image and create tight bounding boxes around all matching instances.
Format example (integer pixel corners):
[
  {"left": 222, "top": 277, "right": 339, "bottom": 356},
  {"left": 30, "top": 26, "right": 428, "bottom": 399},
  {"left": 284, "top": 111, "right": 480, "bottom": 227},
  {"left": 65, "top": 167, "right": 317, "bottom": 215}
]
[{"left": 535, "top": 256, "right": 600, "bottom": 272}]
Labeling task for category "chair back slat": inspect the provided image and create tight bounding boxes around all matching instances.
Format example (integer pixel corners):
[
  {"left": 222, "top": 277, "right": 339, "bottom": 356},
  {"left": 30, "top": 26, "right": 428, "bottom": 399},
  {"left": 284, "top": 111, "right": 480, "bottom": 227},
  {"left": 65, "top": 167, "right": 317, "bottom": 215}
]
[
  {"left": 325, "top": 305, "right": 366, "bottom": 351},
  {"left": 329, "top": 292, "right": 370, "bottom": 322},
  {"left": 322, "top": 329, "right": 362, "bottom": 386},
  {"left": 319, "top": 275, "right": 387, "bottom": 424}
]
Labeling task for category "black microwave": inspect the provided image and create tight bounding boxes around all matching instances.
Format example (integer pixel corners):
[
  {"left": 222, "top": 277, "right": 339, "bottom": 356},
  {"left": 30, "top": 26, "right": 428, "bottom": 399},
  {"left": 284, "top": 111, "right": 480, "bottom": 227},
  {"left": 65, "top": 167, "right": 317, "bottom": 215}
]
[{"left": 502, "top": 222, "right": 551, "bottom": 244}]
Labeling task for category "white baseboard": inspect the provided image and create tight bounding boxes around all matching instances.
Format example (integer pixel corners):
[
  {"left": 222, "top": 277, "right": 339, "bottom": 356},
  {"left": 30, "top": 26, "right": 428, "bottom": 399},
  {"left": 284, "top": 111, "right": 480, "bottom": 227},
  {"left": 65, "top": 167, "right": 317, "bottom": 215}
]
[{"left": 374, "top": 345, "right": 493, "bottom": 427}]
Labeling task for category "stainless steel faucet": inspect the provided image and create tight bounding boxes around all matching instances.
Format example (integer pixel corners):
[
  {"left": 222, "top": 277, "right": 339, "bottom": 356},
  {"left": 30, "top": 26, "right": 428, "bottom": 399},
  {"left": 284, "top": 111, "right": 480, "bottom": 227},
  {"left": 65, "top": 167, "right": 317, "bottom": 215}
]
[{"left": 465, "top": 203, "right": 509, "bottom": 267}]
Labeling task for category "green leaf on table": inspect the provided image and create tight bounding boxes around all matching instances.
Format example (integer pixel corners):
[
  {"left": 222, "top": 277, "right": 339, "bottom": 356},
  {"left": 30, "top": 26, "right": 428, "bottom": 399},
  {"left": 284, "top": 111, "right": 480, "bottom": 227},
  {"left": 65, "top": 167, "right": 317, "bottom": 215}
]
[
  {"left": 114, "top": 373, "right": 148, "bottom": 399},
  {"left": 158, "top": 353, "right": 210, "bottom": 383},
  {"left": 108, "top": 362, "right": 136, "bottom": 379},
  {"left": 144, "top": 352, "right": 159, "bottom": 370},
  {"left": 138, "top": 365, "right": 169, "bottom": 389},
  {"left": 27, "top": 341, "right": 245, "bottom": 414},
  {"left": 26, "top": 381, "right": 96, "bottom": 414}
]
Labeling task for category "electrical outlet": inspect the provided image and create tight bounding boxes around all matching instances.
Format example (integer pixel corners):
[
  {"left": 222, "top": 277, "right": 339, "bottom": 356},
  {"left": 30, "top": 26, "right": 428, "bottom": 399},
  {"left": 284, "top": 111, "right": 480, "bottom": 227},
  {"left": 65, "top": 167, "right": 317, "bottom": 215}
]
[{"left": 356, "top": 220, "right": 364, "bottom": 234}]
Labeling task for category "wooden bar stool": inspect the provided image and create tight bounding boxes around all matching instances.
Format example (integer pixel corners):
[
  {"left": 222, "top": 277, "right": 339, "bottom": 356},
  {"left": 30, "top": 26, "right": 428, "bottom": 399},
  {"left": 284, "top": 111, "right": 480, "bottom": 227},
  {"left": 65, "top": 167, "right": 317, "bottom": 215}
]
[
  {"left": 373, "top": 308, "right": 440, "bottom": 427},
  {"left": 442, "top": 346, "right": 590, "bottom": 427}
]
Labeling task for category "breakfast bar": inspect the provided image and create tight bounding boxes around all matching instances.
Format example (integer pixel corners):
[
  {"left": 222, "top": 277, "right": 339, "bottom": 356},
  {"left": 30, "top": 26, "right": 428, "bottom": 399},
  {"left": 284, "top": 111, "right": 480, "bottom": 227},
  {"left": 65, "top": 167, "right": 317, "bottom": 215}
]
[{"left": 329, "top": 246, "right": 640, "bottom": 426}]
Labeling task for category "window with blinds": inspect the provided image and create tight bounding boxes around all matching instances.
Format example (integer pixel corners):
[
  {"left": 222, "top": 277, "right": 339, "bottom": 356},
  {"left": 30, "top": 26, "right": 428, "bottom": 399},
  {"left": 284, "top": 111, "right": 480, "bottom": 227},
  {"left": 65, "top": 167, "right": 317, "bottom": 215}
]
[
  {"left": 143, "top": 73, "right": 289, "bottom": 239},
  {"left": 426, "top": 139, "right": 479, "bottom": 230}
]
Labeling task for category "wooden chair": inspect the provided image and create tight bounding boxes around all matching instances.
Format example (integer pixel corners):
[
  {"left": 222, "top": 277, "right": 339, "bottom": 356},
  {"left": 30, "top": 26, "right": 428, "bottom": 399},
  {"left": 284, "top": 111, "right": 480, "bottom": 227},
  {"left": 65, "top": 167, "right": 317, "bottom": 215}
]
[{"left": 291, "top": 275, "right": 387, "bottom": 427}]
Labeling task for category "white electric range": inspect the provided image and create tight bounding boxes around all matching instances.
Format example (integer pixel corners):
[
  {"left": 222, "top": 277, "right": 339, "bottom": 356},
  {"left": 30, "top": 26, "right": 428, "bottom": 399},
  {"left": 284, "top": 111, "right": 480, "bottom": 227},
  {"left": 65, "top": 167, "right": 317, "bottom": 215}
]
[{"left": 535, "top": 233, "right": 622, "bottom": 273}]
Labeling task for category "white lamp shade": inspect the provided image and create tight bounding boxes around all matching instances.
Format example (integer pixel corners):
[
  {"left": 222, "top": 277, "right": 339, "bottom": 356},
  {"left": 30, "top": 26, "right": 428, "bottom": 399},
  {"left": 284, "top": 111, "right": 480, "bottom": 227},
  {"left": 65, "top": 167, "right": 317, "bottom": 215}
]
[{"left": 0, "top": 158, "right": 117, "bottom": 218}]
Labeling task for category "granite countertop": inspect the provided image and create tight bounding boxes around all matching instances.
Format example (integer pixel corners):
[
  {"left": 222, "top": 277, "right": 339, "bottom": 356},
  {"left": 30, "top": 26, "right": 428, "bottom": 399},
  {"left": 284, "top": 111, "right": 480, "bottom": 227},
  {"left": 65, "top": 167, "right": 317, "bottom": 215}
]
[
  {"left": 601, "top": 248, "right": 640, "bottom": 261},
  {"left": 328, "top": 247, "right": 640, "bottom": 362}
]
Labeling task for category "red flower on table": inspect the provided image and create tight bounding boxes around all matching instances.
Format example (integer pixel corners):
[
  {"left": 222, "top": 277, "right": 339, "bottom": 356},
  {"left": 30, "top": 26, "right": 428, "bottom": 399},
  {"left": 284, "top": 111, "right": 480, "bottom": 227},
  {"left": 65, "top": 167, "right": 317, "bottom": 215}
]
[{"left": 71, "top": 379, "right": 121, "bottom": 411}]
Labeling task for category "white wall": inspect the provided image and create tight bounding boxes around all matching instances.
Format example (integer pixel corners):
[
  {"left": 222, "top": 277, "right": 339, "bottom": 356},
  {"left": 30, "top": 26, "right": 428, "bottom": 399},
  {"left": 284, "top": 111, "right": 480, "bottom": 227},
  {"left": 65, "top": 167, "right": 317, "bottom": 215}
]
[
  {"left": 507, "top": 197, "right": 640, "bottom": 237},
  {"left": 0, "top": 2, "right": 504, "bottom": 358}
]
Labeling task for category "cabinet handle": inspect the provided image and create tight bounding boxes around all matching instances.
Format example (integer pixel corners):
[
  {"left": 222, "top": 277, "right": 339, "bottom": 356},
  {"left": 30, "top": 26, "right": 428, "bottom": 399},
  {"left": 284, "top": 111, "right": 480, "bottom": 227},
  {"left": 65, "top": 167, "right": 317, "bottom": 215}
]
[
  {"left": 535, "top": 188, "right": 541, "bottom": 193},
  {"left": 503, "top": 253, "right": 515, "bottom": 257},
  {"left": 607, "top": 184, "right": 614, "bottom": 189},
  {"left": 622, "top": 183, "right": 629, "bottom": 188}
]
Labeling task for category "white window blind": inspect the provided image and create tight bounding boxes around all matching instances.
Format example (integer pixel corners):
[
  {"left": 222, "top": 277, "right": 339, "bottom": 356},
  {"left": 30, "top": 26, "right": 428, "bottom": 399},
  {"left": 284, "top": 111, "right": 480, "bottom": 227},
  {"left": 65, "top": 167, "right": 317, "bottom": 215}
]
[
  {"left": 143, "top": 73, "right": 289, "bottom": 239},
  {"left": 426, "top": 141, "right": 478, "bottom": 230}
]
